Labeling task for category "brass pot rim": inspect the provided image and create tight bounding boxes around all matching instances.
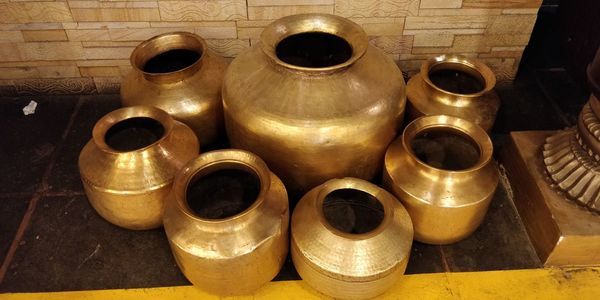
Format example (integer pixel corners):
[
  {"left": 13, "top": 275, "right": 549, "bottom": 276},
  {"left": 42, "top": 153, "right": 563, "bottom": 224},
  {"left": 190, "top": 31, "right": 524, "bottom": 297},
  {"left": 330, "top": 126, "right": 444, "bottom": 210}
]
[
  {"left": 314, "top": 177, "right": 394, "bottom": 240},
  {"left": 402, "top": 115, "right": 493, "bottom": 174},
  {"left": 421, "top": 54, "right": 496, "bottom": 98},
  {"left": 260, "top": 13, "right": 368, "bottom": 73},
  {"left": 172, "top": 149, "right": 272, "bottom": 224},
  {"left": 92, "top": 105, "right": 174, "bottom": 154},
  {"left": 129, "top": 31, "right": 207, "bottom": 83}
]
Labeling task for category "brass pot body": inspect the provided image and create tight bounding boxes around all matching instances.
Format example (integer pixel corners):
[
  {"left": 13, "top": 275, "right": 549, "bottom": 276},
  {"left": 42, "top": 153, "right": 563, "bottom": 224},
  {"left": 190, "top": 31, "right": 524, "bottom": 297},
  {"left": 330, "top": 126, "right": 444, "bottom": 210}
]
[
  {"left": 383, "top": 115, "right": 498, "bottom": 244},
  {"left": 222, "top": 14, "right": 406, "bottom": 194},
  {"left": 406, "top": 55, "right": 500, "bottom": 132},
  {"left": 78, "top": 106, "right": 199, "bottom": 230},
  {"left": 121, "top": 32, "right": 228, "bottom": 146},
  {"left": 163, "top": 150, "right": 289, "bottom": 295},
  {"left": 291, "top": 178, "right": 413, "bottom": 299}
]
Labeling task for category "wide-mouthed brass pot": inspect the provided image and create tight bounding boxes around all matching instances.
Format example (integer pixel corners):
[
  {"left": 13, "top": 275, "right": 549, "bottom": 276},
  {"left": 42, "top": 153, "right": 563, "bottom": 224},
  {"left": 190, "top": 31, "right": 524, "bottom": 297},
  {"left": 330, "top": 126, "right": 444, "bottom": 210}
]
[
  {"left": 121, "top": 32, "right": 228, "bottom": 146},
  {"left": 291, "top": 178, "right": 413, "bottom": 299},
  {"left": 223, "top": 14, "right": 406, "bottom": 195},
  {"left": 383, "top": 115, "right": 498, "bottom": 244},
  {"left": 78, "top": 106, "right": 199, "bottom": 230},
  {"left": 163, "top": 149, "right": 289, "bottom": 295},
  {"left": 406, "top": 55, "right": 499, "bottom": 132}
]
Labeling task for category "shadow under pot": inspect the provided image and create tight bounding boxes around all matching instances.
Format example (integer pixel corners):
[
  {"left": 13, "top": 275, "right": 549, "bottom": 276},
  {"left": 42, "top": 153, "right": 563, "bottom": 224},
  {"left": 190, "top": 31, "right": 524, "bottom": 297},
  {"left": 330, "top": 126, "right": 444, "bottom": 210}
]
[
  {"left": 406, "top": 55, "right": 500, "bottom": 132},
  {"left": 163, "top": 149, "right": 289, "bottom": 296},
  {"left": 222, "top": 13, "right": 406, "bottom": 196},
  {"left": 78, "top": 106, "right": 199, "bottom": 230},
  {"left": 291, "top": 178, "right": 413, "bottom": 300},
  {"left": 383, "top": 115, "right": 499, "bottom": 245},
  {"left": 121, "top": 31, "right": 228, "bottom": 147}
]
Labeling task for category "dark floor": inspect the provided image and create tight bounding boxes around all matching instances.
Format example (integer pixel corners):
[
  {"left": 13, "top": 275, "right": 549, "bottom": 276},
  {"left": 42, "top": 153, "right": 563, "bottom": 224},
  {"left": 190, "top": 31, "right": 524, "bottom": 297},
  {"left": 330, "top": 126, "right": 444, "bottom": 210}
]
[{"left": 0, "top": 63, "right": 589, "bottom": 293}]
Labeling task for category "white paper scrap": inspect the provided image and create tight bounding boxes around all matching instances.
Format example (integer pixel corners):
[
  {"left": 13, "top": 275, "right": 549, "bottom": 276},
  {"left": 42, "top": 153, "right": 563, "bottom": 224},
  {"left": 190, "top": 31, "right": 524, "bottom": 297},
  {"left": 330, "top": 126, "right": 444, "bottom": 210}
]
[{"left": 22, "top": 100, "right": 38, "bottom": 115}]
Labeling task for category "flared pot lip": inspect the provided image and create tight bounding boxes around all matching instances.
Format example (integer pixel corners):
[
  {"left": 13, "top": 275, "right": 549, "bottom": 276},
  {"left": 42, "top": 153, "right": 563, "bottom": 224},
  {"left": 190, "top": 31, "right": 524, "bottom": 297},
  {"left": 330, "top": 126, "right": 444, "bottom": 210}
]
[
  {"left": 92, "top": 105, "right": 174, "bottom": 154},
  {"left": 129, "top": 31, "right": 207, "bottom": 82},
  {"left": 260, "top": 13, "right": 368, "bottom": 73},
  {"left": 313, "top": 177, "right": 394, "bottom": 240},
  {"left": 172, "top": 149, "right": 273, "bottom": 224},
  {"left": 401, "top": 115, "right": 493, "bottom": 174},
  {"left": 421, "top": 54, "right": 497, "bottom": 98}
]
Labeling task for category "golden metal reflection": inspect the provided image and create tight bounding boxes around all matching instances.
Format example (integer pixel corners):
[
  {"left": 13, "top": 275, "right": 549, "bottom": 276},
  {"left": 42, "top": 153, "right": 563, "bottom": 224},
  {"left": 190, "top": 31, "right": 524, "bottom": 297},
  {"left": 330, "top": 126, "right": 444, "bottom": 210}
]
[
  {"left": 291, "top": 178, "right": 413, "bottom": 300},
  {"left": 78, "top": 106, "right": 199, "bottom": 230},
  {"left": 406, "top": 55, "right": 500, "bottom": 132},
  {"left": 383, "top": 115, "right": 498, "bottom": 244}
]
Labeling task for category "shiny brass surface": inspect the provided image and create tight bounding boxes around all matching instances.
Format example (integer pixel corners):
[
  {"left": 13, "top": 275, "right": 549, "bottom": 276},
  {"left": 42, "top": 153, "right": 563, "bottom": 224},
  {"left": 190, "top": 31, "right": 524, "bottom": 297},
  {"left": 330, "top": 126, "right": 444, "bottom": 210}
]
[
  {"left": 406, "top": 55, "right": 500, "bottom": 132},
  {"left": 163, "top": 149, "right": 289, "bottom": 295},
  {"left": 222, "top": 13, "right": 406, "bottom": 195},
  {"left": 383, "top": 115, "right": 499, "bottom": 244},
  {"left": 78, "top": 106, "right": 199, "bottom": 230},
  {"left": 121, "top": 32, "right": 228, "bottom": 146},
  {"left": 543, "top": 95, "right": 600, "bottom": 212},
  {"left": 503, "top": 131, "right": 600, "bottom": 266},
  {"left": 291, "top": 178, "right": 413, "bottom": 300}
]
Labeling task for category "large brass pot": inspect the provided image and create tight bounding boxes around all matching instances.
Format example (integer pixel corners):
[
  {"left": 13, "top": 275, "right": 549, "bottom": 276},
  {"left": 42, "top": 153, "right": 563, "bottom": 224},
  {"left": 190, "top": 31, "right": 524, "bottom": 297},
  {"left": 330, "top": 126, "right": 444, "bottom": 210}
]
[
  {"left": 163, "top": 149, "right": 289, "bottom": 295},
  {"left": 383, "top": 115, "right": 498, "bottom": 244},
  {"left": 78, "top": 106, "right": 199, "bottom": 230},
  {"left": 406, "top": 55, "right": 499, "bottom": 132},
  {"left": 291, "top": 178, "right": 413, "bottom": 299},
  {"left": 222, "top": 14, "right": 406, "bottom": 195},
  {"left": 121, "top": 32, "right": 228, "bottom": 146}
]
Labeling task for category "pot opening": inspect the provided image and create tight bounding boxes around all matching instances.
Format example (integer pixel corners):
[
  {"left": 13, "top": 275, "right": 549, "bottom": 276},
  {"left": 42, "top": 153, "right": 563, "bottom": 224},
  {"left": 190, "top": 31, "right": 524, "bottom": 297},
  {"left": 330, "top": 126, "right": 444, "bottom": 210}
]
[
  {"left": 275, "top": 32, "right": 352, "bottom": 68},
  {"left": 428, "top": 62, "right": 485, "bottom": 94},
  {"left": 323, "top": 189, "right": 384, "bottom": 234},
  {"left": 186, "top": 165, "right": 261, "bottom": 219},
  {"left": 410, "top": 128, "right": 480, "bottom": 171},
  {"left": 142, "top": 49, "right": 201, "bottom": 74},
  {"left": 104, "top": 117, "right": 165, "bottom": 151}
]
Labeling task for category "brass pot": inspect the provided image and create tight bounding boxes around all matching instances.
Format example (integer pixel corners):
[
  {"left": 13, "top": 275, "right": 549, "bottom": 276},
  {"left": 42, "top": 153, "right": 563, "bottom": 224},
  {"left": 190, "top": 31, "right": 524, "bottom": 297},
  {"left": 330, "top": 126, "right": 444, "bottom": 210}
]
[
  {"left": 291, "top": 178, "right": 413, "bottom": 299},
  {"left": 383, "top": 115, "right": 498, "bottom": 244},
  {"left": 406, "top": 55, "right": 499, "bottom": 132},
  {"left": 163, "top": 149, "right": 289, "bottom": 295},
  {"left": 222, "top": 14, "right": 406, "bottom": 195},
  {"left": 78, "top": 106, "right": 199, "bottom": 230},
  {"left": 121, "top": 32, "right": 228, "bottom": 146}
]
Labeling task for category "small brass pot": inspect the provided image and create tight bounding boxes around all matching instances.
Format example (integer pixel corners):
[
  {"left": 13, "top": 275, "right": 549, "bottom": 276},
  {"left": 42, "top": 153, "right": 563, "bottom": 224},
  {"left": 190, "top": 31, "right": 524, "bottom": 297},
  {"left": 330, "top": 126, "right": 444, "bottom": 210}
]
[
  {"left": 406, "top": 55, "right": 499, "bottom": 132},
  {"left": 383, "top": 115, "right": 498, "bottom": 244},
  {"left": 163, "top": 149, "right": 289, "bottom": 295},
  {"left": 223, "top": 14, "right": 406, "bottom": 195},
  {"left": 291, "top": 178, "right": 413, "bottom": 299},
  {"left": 121, "top": 32, "right": 228, "bottom": 146},
  {"left": 78, "top": 106, "right": 199, "bottom": 230}
]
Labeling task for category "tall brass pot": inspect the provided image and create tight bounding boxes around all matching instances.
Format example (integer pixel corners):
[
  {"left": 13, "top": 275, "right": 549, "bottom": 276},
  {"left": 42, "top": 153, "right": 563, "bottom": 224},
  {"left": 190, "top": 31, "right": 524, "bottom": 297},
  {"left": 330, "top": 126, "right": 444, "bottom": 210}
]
[
  {"left": 406, "top": 55, "right": 499, "bottom": 132},
  {"left": 163, "top": 149, "right": 289, "bottom": 295},
  {"left": 121, "top": 32, "right": 228, "bottom": 146},
  {"left": 222, "top": 14, "right": 406, "bottom": 194},
  {"left": 383, "top": 115, "right": 498, "bottom": 244},
  {"left": 291, "top": 178, "right": 413, "bottom": 299},
  {"left": 78, "top": 106, "right": 199, "bottom": 230}
]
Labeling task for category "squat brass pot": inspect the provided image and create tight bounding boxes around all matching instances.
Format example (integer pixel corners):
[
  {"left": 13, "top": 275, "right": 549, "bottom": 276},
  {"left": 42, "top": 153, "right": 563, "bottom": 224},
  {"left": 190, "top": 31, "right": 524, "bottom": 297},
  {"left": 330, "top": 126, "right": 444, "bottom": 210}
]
[
  {"left": 121, "top": 32, "right": 228, "bottom": 146},
  {"left": 291, "top": 178, "right": 413, "bottom": 299},
  {"left": 383, "top": 115, "right": 498, "bottom": 244},
  {"left": 78, "top": 106, "right": 199, "bottom": 230},
  {"left": 223, "top": 14, "right": 406, "bottom": 195},
  {"left": 163, "top": 149, "right": 289, "bottom": 295},
  {"left": 406, "top": 55, "right": 499, "bottom": 132}
]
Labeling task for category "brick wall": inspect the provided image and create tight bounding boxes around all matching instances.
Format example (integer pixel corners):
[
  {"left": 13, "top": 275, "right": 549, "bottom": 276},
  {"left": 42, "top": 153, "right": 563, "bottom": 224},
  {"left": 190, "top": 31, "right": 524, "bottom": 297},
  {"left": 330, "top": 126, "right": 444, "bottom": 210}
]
[{"left": 0, "top": 0, "right": 541, "bottom": 95}]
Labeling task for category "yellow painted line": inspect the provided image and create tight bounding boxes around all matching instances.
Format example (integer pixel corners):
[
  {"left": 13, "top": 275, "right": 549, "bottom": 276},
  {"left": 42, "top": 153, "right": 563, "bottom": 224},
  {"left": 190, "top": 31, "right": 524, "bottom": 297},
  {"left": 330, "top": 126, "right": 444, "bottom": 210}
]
[{"left": 1, "top": 268, "right": 599, "bottom": 299}]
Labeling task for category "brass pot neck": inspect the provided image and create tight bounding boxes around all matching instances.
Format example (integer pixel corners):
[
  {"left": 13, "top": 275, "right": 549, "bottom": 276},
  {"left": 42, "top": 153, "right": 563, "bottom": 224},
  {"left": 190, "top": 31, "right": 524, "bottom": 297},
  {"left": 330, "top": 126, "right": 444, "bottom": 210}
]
[
  {"left": 173, "top": 150, "right": 272, "bottom": 224},
  {"left": 130, "top": 31, "right": 206, "bottom": 84},
  {"left": 92, "top": 105, "right": 174, "bottom": 154},
  {"left": 420, "top": 55, "right": 496, "bottom": 107},
  {"left": 314, "top": 178, "right": 392, "bottom": 240},
  {"left": 259, "top": 13, "right": 368, "bottom": 75},
  {"left": 401, "top": 115, "right": 493, "bottom": 176}
]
